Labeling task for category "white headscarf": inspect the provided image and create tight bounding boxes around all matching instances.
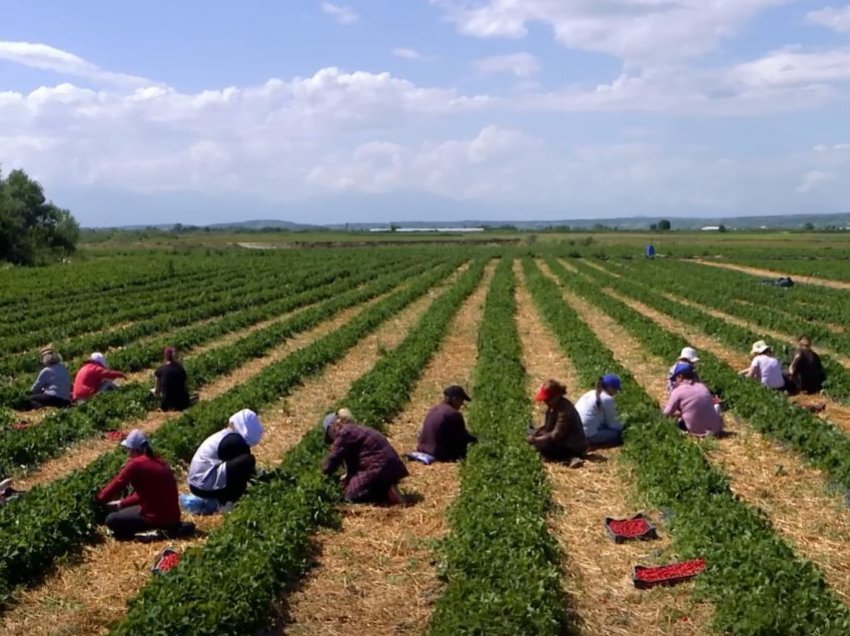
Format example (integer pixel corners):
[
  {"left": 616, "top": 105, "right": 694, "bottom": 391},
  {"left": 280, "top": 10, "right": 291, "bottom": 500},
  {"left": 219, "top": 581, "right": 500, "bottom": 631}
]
[{"left": 229, "top": 409, "right": 264, "bottom": 447}]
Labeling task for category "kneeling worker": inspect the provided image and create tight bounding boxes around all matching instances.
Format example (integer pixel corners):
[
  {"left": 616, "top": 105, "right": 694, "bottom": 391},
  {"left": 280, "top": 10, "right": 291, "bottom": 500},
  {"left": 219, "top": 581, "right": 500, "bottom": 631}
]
[
  {"left": 664, "top": 363, "right": 724, "bottom": 437},
  {"left": 417, "top": 385, "right": 476, "bottom": 461},
  {"left": 527, "top": 379, "right": 587, "bottom": 468}
]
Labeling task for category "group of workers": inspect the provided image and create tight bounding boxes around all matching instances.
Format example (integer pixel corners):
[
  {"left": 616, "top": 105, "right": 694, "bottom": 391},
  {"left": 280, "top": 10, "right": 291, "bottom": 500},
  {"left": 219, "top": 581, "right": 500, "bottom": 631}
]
[
  {"left": 26, "top": 346, "right": 190, "bottom": 412},
  {"left": 19, "top": 331, "right": 829, "bottom": 539}
]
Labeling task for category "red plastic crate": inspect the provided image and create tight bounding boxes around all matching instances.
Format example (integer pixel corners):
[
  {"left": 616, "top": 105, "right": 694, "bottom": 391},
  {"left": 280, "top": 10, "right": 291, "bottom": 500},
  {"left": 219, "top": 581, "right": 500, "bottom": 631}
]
[
  {"left": 604, "top": 513, "right": 658, "bottom": 543},
  {"left": 632, "top": 559, "right": 706, "bottom": 589}
]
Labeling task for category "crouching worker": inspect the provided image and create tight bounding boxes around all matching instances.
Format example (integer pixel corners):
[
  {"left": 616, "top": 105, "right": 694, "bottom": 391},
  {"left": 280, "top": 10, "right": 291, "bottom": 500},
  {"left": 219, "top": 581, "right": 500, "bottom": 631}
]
[
  {"left": 417, "top": 385, "right": 476, "bottom": 462},
  {"left": 664, "top": 363, "right": 723, "bottom": 437},
  {"left": 153, "top": 346, "right": 191, "bottom": 411},
  {"left": 789, "top": 336, "right": 826, "bottom": 394},
  {"left": 73, "top": 352, "right": 126, "bottom": 402},
  {"left": 96, "top": 430, "right": 184, "bottom": 539},
  {"left": 188, "top": 409, "right": 264, "bottom": 506},
  {"left": 528, "top": 380, "right": 587, "bottom": 468},
  {"left": 323, "top": 414, "right": 408, "bottom": 505},
  {"left": 27, "top": 347, "right": 71, "bottom": 409},
  {"left": 575, "top": 375, "right": 625, "bottom": 448}
]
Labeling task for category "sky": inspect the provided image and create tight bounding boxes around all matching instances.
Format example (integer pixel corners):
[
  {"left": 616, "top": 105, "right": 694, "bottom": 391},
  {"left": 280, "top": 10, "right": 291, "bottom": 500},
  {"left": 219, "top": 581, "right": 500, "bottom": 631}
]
[{"left": 1, "top": 0, "right": 850, "bottom": 226}]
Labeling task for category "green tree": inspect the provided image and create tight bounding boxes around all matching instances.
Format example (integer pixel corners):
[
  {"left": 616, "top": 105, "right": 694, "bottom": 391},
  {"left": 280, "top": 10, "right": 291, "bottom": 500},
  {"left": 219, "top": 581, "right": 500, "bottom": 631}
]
[
  {"left": 802, "top": 222, "right": 815, "bottom": 231},
  {"left": 0, "top": 168, "right": 80, "bottom": 265},
  {"left": 718, "top": 224, "right": 727, "bottom": 233},
  {"left": 658, "top": 219, "right": 672, "bottom": 231}
]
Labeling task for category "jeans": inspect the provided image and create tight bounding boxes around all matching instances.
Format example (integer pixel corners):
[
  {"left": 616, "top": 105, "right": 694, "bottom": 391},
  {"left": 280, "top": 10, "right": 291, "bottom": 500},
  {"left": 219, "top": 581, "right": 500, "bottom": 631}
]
[
  {"left": 586, "top": 427, "right": 623, "bottom": 447},
  {"left": 105, "top": 505, "right": 154, "bottom": 539},
  {"left": 26, "top": 393, "right": 71, "bottom": 409}
]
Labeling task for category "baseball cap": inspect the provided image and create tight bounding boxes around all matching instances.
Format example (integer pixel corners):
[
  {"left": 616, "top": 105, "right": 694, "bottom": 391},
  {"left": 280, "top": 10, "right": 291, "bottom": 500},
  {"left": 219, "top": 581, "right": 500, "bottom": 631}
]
[
  {"left": 670, "top": 362, "right": 693, "bottom": 379},
  {"left": 601, "top": 374, "right": 622, "bottom": 391},
  {"left": 121, "top": 429, "right": 148, "bottom": 450},
  {"left": 444, "top": 385, "right": 472, "bottom": 401}
]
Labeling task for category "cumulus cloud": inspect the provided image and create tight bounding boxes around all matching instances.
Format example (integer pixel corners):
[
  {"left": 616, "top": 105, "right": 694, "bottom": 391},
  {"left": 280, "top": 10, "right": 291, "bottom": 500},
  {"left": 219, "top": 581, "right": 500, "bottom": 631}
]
[
  {"left": 806, "top": 5, "right": 850, "bottom": 33},
  {"left": 320, "top": 2, "right": 359, "bottom": 24},
  {"left": 433, "top": 0, "right": 790, "bottom": 65},
  {"left": 0, "top": 41, "right": 155, "bottom": 88},
  {"left": 474, "top": 52, "right": 539, "bottom": 76}
]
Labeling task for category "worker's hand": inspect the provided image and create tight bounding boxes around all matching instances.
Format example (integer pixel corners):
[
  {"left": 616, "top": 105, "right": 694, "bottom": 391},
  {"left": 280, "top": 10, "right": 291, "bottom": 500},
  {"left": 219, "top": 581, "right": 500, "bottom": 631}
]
[{"left": 106, "top": 500, "right": 121, "bottom": 511}]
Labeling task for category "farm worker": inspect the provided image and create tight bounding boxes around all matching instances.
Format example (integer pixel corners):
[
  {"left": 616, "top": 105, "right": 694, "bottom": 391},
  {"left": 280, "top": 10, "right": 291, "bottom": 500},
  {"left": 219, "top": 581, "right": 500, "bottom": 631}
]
[
  {"left": 575, "top": 375, "right": 625, "bottom": 448},
  {"left": 26, "top": 346, "right": 71, "bottom": 409},
  {"left": 527, "top": 379, "right": 588, "bottom": 467},
  {"left": 72, "top": 352, "right": 126, "bottom": 402},
  {"left": 664, "top": 363, "right": 724, "bottom": 437},
  {"left": 188, "top": 408, "right": 264, "bottom": 506},
  {"left": 645, "top": 244, "right": 655, "bottom": 259},
  {"left": 416, "top": 385, "right": 477, "bottom": 461},
  {"left": 153, "top": 346, "right": 190, "bottom": 411},
  {"left": 789, "top": 336, "right": 826, "bottom": 394},
  {"left": 667, "top": 346, "right": 701, "bottom": 393},
  {"left": 323, "top": 416, "right": 408, "bottom": 505},
  {"left": 740, "top": 341, "right": 786, "bottom": 391},
  {"left": 96, "top": 429, "right": 182, "bottom": 539}
]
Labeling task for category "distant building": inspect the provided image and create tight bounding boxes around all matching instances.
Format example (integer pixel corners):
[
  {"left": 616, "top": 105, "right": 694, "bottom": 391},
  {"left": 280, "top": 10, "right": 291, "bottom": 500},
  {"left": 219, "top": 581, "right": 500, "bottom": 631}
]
[
  {"left": 700, "top": 226, "right": 721, "bottom": 231},
  {"left": 369, "top": 227, "right": 485, "bottom": 233}
]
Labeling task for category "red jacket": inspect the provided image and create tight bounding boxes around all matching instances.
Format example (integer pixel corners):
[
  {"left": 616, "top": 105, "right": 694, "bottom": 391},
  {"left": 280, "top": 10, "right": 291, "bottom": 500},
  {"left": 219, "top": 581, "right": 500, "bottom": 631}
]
[
  {"left": 97, "top": 455, "right": 181, "bottom": 527},
  {"left": 72, "top": 362, "right": 124, "bottom": 400}
]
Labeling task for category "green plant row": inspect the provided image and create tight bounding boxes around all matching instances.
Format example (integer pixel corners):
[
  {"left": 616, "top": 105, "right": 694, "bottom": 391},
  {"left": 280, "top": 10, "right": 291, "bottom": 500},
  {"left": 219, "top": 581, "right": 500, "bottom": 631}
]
[
  {"left": 569, "top": 258, "right": 850, "bottom": 404},
  {"left": 428, "top": 259, "right": 568, "bottom": 636},
  {"left": 0, "top": 259, "right": 432, "bottom": 476},
  {"left": 110, "top": 261, "right": 488, "bottom": 635},
  {"left": 0, "top": 256, "right": 343, "bottom": 378},
  {"left": 533, "top": 257, "right": 850, "bottom": 634},
  {"left": 568, "top": 258, "right": 850, "bottom": 487},
  {"left": 0, "top": 259, "right": 461, "bottom": 604}
]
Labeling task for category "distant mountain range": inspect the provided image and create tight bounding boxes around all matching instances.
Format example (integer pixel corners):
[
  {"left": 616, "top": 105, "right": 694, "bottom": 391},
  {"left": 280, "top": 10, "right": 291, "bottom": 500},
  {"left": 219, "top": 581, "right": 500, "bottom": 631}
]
[{"left": 104, "top": 212, "right": 850, "bottom": 232}]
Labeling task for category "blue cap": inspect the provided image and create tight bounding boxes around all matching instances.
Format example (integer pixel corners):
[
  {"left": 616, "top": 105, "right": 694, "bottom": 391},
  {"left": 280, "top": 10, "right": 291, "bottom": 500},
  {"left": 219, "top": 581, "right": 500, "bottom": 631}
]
[
  {"left": 601, "top": 374, "right": 621, "bottom": 391},
  {"left": 670, "top": 362, "right": 693, "bottom": 379}
]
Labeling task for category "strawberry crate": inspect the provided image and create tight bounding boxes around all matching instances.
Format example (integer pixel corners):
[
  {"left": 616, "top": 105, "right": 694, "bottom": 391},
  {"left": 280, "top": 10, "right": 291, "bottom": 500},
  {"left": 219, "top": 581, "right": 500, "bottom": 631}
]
[
  {"left": 632, "top": 558, "right": 706, "bottom": 589},
  {"left": 151, "top": 547, "right": 182, "bottom": 574},
  {"left": 604, "top": 513, "right": 658, "bottom": 543}
]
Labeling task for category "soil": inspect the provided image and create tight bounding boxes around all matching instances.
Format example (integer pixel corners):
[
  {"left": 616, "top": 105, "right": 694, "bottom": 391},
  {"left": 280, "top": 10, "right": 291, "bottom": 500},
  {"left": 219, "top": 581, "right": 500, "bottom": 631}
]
[{"left": 692, "top": 260, "right": 850, "bottom": 291}]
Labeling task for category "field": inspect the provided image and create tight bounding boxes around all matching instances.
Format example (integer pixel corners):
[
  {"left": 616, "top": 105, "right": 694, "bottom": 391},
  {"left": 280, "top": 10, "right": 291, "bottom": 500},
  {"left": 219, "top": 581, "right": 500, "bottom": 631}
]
[{"left": 3, "top": 235, "right": 850, "bottom": 634}]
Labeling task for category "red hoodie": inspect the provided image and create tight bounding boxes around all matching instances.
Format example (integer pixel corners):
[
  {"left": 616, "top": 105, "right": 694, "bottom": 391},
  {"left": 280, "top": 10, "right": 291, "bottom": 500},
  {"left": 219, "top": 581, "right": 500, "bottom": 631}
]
[
  {"left": 97, "top": 454, "right": 181, "bottom": 527},
  {"left": 72, "top": 361, "right": 124, "bottom": 400}
]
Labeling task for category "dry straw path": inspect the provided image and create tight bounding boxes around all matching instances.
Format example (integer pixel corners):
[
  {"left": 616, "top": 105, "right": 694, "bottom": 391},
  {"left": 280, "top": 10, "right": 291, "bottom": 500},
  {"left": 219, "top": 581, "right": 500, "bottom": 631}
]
[
  {"left": 553, "top": 268, "right": 850, "bottom": 607},
  {"left": 0, "top": 271, "right": 463, "bottom": 636},
  {"left": 281, "top": 264, "right": 494, "bottom": 636},
  {"left": 692, "top": 259, "right": 850, "bottom": 290},
  {"left": 516, "top": 263, "right": 710, "bottom": 635}
]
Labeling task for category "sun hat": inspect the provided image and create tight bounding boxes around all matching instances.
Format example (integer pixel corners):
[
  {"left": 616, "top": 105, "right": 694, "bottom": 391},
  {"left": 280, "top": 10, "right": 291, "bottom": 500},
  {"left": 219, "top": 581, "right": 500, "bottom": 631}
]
[
  {"left": 444, "top": 385, "right": 472, "bottom": 402},
  {"left": 679, "top": 347, "right": 699, "bottom": 363},
  {"left": 670, "top": 362, "right": 693, "bottom": 379},
  {"left": 121, "top": 429, "right": 148, "bottom": 450},
  {"left": 751, "top": 340, "right": 770, "bottom": 355},
  {"left": 91, "top": 352, "right": 108, "bottom": 367},
  {"left": 601, "top": 374, "right": 622, "bottom": 391}
]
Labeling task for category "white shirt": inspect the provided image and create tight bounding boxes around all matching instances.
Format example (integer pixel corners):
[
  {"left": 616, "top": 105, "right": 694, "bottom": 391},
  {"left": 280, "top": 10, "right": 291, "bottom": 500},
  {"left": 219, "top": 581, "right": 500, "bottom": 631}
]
[
  {"left": 187, "top": 430, "right": 230, "bottom": 491},
  {"left": 750, "top": 354, "right": 785, "bottom": 389},
  {"left": 574, "top": 390, "right": 623, "bottom": 438}
]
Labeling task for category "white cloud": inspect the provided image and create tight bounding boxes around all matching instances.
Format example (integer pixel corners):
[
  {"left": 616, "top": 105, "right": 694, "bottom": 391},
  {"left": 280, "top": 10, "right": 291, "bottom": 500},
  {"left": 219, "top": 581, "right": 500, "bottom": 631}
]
[
  {"left": 814, "top": 143, "right": 850, "bottom": 152},
  {"left": 321, "top": 2, "right": 359, "bottom": 24},
  {"left": 474, "top": 52, "right": 539, "bottom": 76},
  {"left": 806, "top": 5, "right": 850, "bottom": 33},
  {"left": 797, "top": 170, "right": 835, "bottom": 193},
  {"left": 729, "top": 47, "right": 850, "bottom": 88},
  {"left": 433, "top": 0, "right": 791, "bottom": 66},
  {"left": 392, "top": 48, "right": 434, "bottom": 60},
  {"left": 0, "top": 41, "right": 155, "bottom": 88}
]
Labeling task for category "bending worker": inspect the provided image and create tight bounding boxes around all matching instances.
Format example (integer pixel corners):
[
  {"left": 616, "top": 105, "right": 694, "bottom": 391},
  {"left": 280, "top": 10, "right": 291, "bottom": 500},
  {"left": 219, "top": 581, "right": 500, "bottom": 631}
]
[
  {"left": 527, "top": 379, "right": 587, "bottom": 468},
  {"left": 417, "top": 385, "right": 476, "bottom": 461},
  {"left": 664, "top": 363, "right": 724, "bottom": 437},
  {"left": 73, "top": 352, "right": 126, "bottom": 402},
  {"left": 789, "top": 336, "right": 826, "bottom": 394},
  {"left": 154, "top": 346, "right": 191, "bottom": 411}
]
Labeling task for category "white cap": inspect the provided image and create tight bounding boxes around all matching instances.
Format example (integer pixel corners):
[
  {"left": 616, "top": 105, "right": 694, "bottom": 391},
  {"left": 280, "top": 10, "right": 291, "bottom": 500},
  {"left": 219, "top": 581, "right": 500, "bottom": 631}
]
[
  {"left": 679, "top": 347, "right": 699, "bottom": 363},
  {"left": 751, "top": 340, "right": 770, "bottom": 355},
  {"left": 121, "top": 429, "right": 148, "bottom": 450},
  {"left": 91, "top": 352, "right": 107, "bottom": 367}
]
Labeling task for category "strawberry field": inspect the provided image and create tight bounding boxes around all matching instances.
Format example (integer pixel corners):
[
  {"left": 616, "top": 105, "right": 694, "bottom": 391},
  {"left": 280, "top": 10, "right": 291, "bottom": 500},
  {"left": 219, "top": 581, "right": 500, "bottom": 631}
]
[{"left": 3, "top": 239, "right": 850, "bottom": 635}]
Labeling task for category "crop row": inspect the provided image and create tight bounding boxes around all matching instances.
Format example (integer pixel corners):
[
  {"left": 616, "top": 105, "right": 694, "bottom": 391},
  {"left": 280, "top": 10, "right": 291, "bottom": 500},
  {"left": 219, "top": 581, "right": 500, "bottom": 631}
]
[
  {"left": 525, "top": 257, "right": 850, "bottom": 634},
  {"left": 0, "top": 259, "right": 461, "bottom": 604},
  {"left": 565, "top": 258, "right": 850, "bottom": 491},
  {"left": 428, "top": 259, "right": 567, "bottom": 635},
  {"left": 0, "top": 257, "right": 432, "bottom": 476},
  {"left": 111, "top": 261, "right": 487, "bottom": 635}
]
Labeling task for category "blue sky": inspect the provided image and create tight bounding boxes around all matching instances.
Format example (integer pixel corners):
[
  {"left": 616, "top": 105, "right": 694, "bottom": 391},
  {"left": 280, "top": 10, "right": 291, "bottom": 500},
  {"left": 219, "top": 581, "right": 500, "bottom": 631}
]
[{"left": 2, "top": 0, "right": 850, "bottom": 226}]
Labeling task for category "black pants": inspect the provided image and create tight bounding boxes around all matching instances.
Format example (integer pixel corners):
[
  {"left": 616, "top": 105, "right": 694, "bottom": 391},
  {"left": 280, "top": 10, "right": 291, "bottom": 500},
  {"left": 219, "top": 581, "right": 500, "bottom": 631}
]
[
  {"left": 26, "top": 394, "right": 71, "bottom": 410},
  {"left": 190, "top": 454, "right": 255, "bottom": 504},
  {"left": 105, "top": 505, "right": 155, "bottom": 539}
]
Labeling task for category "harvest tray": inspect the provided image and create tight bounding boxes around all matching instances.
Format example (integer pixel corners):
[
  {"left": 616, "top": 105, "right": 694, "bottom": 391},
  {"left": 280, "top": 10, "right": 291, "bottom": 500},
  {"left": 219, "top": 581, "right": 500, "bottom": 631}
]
[
  {"left": 604, "top": 513, "right": 658, "bottom": 543},
  {"left": 104, "top": 430, "right": 127, "bottom": 442},
  {"left": 151, "top": 546, "right": 181, "bottom": 574},
  {"left": 632, "top": 558, "right": 706, "bottom": 589}
]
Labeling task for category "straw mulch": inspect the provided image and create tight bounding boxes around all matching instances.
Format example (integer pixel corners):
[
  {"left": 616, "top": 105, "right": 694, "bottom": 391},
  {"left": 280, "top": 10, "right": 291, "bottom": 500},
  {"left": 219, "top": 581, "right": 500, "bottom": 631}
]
[
  {"left": 0, "top": 275, "right": 452, "bottom": 636},
  {"left": 518, "top": 263, "right": 710, "bottom": 635},
  {"left": 280, "top": 265, "right": 493, "bottom": 636},
  {"left": 692, "top": 260, "right": 850, "bottom": 291}
]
